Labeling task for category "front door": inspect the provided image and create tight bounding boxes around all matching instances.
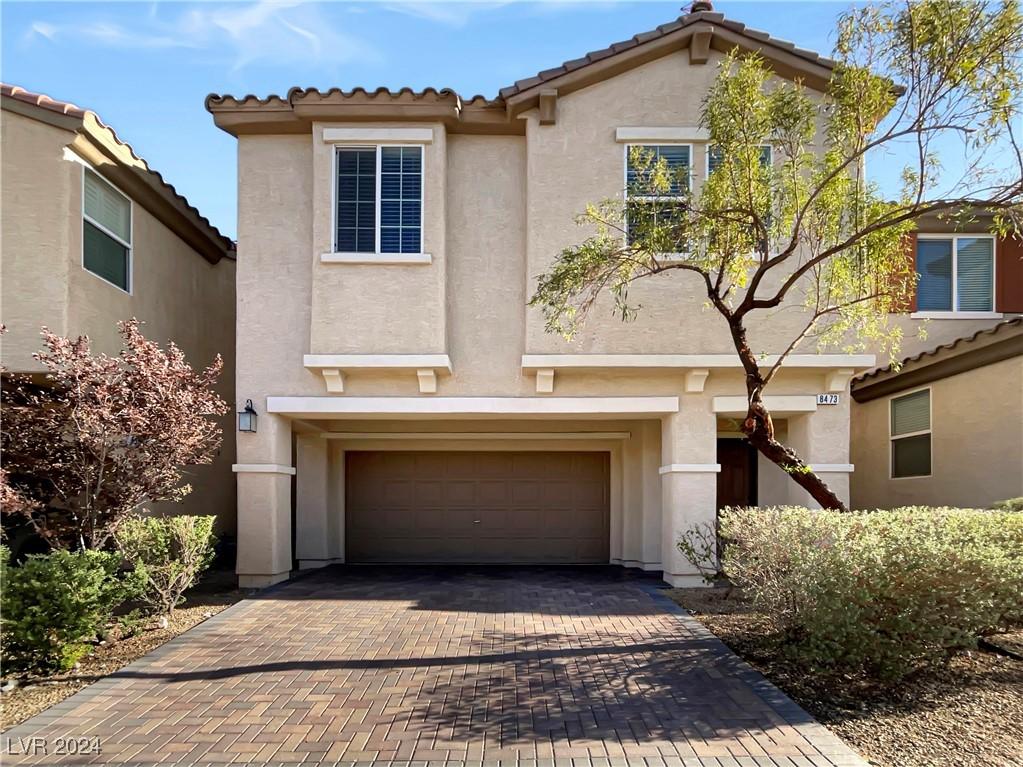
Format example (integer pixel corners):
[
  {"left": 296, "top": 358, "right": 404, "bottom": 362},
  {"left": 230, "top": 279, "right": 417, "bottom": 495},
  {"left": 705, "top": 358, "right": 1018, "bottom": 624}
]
[{"left": 716, "top": 438, "right": 758, "bottom": 510}]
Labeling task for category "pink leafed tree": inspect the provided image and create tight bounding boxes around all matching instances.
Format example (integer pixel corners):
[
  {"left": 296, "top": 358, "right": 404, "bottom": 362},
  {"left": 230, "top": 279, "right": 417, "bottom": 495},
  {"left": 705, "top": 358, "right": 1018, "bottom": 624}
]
[{"left": 2, "top": 319, "right": 228, "bottom": 550}]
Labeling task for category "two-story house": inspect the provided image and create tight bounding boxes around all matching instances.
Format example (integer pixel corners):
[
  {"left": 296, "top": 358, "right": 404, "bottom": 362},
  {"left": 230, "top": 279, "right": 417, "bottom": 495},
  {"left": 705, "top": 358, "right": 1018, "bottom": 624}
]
[
  {"left": 1, "top": 84, "right": 238, "bottom": 533},
  {"left": 209, "top": 7, "right": 1021, "bottom": 588}
]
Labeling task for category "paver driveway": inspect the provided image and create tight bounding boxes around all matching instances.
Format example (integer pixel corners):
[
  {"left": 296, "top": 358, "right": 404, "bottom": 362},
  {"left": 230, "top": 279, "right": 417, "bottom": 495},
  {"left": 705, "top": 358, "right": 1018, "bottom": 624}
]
[{"left": 3, "top": 567, "right": 866, "bottom": 767}]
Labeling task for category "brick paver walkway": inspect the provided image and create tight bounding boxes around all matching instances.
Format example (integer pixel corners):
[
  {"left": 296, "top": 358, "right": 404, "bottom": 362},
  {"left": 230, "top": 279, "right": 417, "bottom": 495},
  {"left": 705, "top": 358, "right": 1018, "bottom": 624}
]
[{"left": 2, "top": 567, "right": 866, "bottom": 767}]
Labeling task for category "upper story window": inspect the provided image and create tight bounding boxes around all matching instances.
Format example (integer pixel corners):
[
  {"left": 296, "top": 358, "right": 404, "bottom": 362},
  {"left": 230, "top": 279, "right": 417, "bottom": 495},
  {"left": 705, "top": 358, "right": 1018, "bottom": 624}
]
[
  {"left": 83, "top": 168, "right": 131, "bottom": 292},
  {"left": 335, "top": 145, "right": 422, "bottom": 255},
  {"left": 707, "top": 144, "right": 773, "bottom": 174},
  {"left": 916, "top": 235, "right": 995, "bottom": 314},
  {"left": 890, "top": 388, "right": 931, "bottom": 479},
  {"left": 625, "top": 144, "right": 690, "bottom": 248}
]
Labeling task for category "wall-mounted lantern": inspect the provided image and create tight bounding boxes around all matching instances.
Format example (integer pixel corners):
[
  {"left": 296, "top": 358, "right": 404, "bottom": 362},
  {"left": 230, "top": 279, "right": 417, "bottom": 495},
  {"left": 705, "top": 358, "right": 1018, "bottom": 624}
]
[{"left": 238, "top": 399, "right": 257, "bottom": 433}]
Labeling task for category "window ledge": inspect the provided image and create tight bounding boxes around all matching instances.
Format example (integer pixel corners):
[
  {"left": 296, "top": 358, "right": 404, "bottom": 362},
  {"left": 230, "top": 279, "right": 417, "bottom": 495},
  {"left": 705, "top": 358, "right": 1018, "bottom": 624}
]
[
  {"left": 910, "top": 311, "right": 1003, "bottom": 320},
  {"left": 321, "top": 252, "right": 432, "bottom": 265}
]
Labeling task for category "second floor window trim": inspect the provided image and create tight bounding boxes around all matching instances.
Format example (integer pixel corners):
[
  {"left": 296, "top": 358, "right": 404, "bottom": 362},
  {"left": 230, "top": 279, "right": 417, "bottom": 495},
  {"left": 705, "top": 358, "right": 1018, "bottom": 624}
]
[
  {"left": 624, "top": 143, "right": 692, "bottom": 256},
  {"left": 82, "top": 167, "right": 132, "bottom": 294},
  {"left": 333, "top": 144, "right": 424, "bottom": 257},
  {"left": 914, "top": 234, "right": 998, "bottom": 317}
]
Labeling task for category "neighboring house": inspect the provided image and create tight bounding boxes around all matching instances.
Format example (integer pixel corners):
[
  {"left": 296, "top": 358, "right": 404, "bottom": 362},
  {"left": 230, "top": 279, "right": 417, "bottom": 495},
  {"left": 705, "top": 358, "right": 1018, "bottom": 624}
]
[
  {"left": 851, "top": 318, "right": 1022, "bottom": 509},
  {"left": 207, "top": 6, "right": 1019, "bottom": 588},
  {"left": 0, "top": 84, "right": 238, "bottom": 533}
]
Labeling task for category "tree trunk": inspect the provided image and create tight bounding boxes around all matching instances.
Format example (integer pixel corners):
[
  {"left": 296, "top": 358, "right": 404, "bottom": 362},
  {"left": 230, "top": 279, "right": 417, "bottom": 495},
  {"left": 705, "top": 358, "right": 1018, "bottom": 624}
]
[{"left": 726, "top": 318, "right": 847, "bottom": 511}]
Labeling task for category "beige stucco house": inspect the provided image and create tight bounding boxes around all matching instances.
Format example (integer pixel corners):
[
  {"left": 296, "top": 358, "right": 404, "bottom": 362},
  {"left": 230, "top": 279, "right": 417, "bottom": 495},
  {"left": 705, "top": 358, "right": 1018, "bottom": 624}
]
[
  {"left": 1, "top": 84, "right": 238, "bottom": 531},
  {"left": 208, "top": 7, "right": 1021, "bottom": 588},
  {"left": 851, "top": 318, "right": 1022, "bottom": 510}
]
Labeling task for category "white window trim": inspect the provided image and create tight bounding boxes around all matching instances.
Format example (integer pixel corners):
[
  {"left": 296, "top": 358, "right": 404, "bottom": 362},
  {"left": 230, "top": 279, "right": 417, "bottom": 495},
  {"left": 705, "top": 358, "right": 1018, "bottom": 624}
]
[
  {"left": 889, "top": 386, "right": 932, "bottom": 480},
  {"left": 623, "top": 143, "right": 692, "bottom": 260},
  {"left": 915, "top": 234, "right": 998, "bottom": 316},
  {"left": 81, "top": 167, "right": 132, "bottom": 295},
  {"left": 328, "top": 144, "right": 426, "bottom": 263}
]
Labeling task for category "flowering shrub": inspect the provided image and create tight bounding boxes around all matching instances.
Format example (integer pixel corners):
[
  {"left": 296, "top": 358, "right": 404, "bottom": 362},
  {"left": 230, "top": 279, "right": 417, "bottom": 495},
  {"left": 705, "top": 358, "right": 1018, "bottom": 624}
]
[{"left": 706, "top": 507, "right": 1023, "bottom": 680}]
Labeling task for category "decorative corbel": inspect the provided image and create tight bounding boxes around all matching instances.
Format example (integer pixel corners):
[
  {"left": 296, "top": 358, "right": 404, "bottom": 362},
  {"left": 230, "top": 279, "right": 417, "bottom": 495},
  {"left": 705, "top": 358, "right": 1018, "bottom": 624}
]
[
  {"left": 684, "top": 368, "right": 710, "bottom": 393},
  {"left": 417, "top": 369, "right": 438, "bottom": 394},
  {"left": 689, "top": 29, "right": 713, "bottom": 65},
  {"left": 321, "top": 369, "right": 344, "bottom": 393},
  {"left": 536, "top": 368, "right": 555, "bottom": 394},
  {"left": 825, "top": 368, "right": 855, "bottom": 393},
  {"left": 538, "top": 89, "right": 558, "bottom": 126}
]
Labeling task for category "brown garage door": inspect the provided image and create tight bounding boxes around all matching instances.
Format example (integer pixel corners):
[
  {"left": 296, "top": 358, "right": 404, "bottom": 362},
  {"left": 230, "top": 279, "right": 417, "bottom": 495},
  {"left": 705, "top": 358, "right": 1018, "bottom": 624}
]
[{"left": 346, "top": 451, "right": 610, "bottom": 563}]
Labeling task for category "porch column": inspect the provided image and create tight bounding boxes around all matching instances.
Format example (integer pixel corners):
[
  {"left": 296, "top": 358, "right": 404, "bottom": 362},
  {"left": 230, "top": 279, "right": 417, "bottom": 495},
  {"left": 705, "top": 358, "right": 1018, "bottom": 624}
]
[
  {"left": 234, "top": 413, "right": 293, "bottom": 588},
  {"left": 295, "top": 435, "right": 332, "bottom": 569},
  {"left": 660, "top": 394, "right": 719, "bottom": 587},
  {"left": 786, "top": 398, "right": 853, "bottom": 507}
]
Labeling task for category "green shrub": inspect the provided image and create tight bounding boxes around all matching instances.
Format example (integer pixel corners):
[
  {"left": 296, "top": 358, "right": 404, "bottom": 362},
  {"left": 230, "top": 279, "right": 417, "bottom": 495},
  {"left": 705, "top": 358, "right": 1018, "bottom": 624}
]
[
  {"left": 713, "top": 506, "right": 1023, "bottom": 681},
  {"left": 1, "top": 549, "right": 139, "bottom": 672},
  {"left": 115, "top": 515, "right": 216, "bottom": 616},
  {"left": 991, "top": 497, "right": 1023, "bottom": 512}
]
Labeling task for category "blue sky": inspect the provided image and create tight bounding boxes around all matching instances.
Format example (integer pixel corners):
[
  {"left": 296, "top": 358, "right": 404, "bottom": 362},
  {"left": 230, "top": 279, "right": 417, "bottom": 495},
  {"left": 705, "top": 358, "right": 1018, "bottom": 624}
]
[{"left": 3, "top": 1, "right": 859, "bottom": 239}]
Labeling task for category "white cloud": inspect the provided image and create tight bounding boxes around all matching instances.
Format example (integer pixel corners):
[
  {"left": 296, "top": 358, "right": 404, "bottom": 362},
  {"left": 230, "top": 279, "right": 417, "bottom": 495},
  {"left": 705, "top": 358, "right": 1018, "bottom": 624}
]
[
  {"left": 25, "top": 1, "right": 380, "bottom": 71},
  {"left": 382, "top": 1, "right": 510, "bottom": 28}
]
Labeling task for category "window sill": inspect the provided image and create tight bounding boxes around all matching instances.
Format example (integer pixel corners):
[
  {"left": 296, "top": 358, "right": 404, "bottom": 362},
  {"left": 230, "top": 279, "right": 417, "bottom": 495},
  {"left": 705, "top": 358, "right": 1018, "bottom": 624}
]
[
  {"left": 910, "top": 311, "right": 1003, "bottom": 320},
  {"left": 320, "top": 252, "right": 432, "bottom": 265}
]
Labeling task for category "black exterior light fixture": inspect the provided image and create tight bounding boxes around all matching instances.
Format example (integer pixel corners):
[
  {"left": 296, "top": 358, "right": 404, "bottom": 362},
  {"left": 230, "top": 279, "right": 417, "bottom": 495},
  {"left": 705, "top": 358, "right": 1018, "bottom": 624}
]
[{"left": 238, "top": 399, "right": 258, "bottom": 433}]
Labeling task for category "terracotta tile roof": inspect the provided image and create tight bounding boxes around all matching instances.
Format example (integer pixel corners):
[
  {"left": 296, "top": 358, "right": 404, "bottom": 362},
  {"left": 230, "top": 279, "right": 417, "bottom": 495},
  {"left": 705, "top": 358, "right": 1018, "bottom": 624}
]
[
  {"left": 208, "top": 9, "right": 837, "bottom": 110},
  {"left": 3, "top": 83, "right": 234, "bottom": 258},
  {"left": 852, "top": 317, "right": 1023, "bottom": 385},
  {"left": 206, "top": 86, "right": 501, "bottom": 111},
  {"left": 497, "top": 9, "right": 838, "bottom": 99},
  {"left": 1, "top": 83, "right": 89, "bottom": 118}
]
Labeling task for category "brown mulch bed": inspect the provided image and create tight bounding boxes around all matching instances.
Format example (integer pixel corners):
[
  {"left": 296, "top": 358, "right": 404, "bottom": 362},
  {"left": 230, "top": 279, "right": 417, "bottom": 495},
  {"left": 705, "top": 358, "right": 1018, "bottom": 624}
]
[
  {"left": 0, "top": 572, "right": 242, "bottom": 731},
  {"left": 666, "top": 587, "right": 1023, "bottom": 767}
]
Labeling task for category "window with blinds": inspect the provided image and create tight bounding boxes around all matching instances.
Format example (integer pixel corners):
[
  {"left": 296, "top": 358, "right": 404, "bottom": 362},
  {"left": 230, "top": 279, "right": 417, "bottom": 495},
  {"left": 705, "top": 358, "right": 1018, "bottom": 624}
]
[
  {"left": 83, "top": 169, "right": 131, "bottom": 291},
  {"left": 336, "top": 145, "right": 423, "bottom": 254},
  {"left": 707, "top": 144, "right": 772, "bottom": 174},
  {"left": 625, "top": 145, "right": 690, "bottom": 249},
  {"left": 916, "top": 236, "right": 994, "bottom": 312},
  {"left": 890, "top": 389, "right": 931, "bottom": 478}
]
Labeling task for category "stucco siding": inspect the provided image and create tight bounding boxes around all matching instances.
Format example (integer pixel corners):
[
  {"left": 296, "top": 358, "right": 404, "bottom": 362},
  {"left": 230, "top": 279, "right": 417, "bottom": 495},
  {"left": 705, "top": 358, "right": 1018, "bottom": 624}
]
[
  {"left": 850, "top": 356, "right": 1023, "bottom": 509},
  {"left": 1, "top": 110, "right": 74, "bottom": 367},
  {"left": 2, "top": 108, "right": 237, "bottom": 532}
]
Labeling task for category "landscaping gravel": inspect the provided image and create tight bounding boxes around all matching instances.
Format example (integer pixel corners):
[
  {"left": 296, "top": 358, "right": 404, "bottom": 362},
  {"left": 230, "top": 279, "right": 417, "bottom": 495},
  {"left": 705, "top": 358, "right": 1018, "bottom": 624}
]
[
  {"left": 667, "top": 587, "right": 1023, "bottom": 767},
  {"left": 0, "top": 581, "right": 240, "bottom": 731}
]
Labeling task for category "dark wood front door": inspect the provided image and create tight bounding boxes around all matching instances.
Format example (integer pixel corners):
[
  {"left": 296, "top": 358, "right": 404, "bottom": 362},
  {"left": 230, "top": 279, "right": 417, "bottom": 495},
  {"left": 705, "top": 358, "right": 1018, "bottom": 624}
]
[{"left": 717, "top": 439, "right": 758, "bottom": 510}]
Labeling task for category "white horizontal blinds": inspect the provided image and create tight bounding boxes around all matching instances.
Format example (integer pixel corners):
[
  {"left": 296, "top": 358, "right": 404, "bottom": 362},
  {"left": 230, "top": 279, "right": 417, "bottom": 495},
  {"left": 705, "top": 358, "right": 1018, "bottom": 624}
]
[
  {"left": 707, "top": 145, "right": 772, "bottom": 174},
  {"left": 626, "top": 145, "right": 689, "bottom": 248},
  {"left": 916, "top": 239, "right": 953, "bottom": 311},
  {"left": 891, "top": 389, "right": 930, "bottom": 436},
  {"left": 84, "top": 169, "right": 130, "bottom": 243},
  {"left": 891, "top": 389, "right": 931, "bottom": 478},
  {"left": 627, "top": 145, "right": 690, "bottom": 194},
  {"left": 955, "top": 237, "right": 994, "bottom": 311},
  {"left": 83, "top": 169, "right": 130, "bottom": 290},
  {"left": 336, "top": 148, "right": 377, "bottom": 253},
  {"left": 379, "top": 146, "right": 422, "bottom": 254}
]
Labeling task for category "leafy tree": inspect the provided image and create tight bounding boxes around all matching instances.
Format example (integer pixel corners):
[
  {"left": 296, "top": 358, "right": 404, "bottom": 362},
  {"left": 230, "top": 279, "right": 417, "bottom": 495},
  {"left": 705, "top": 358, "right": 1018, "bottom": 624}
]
[
  {"left": 1, "top": 320, "right": 228, "bottom": 549},
  {"left": 531, "top": 0, "right": 1023, "bottom": 509}
]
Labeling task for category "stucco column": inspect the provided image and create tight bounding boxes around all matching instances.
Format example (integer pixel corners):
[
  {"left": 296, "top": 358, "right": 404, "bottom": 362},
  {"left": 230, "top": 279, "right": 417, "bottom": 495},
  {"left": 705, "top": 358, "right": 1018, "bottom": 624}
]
[
  {"left": 786, "top": 398, "right": 852, "bottom": 508},
  {"left": 660, "top": 394, "right": 719, "bottom": 587},
  {"left": 234, "top": 413, "right": 293, "bottom": 588},
  {"left": 295, "top": 435, "right": 333, "bottom": 569}
]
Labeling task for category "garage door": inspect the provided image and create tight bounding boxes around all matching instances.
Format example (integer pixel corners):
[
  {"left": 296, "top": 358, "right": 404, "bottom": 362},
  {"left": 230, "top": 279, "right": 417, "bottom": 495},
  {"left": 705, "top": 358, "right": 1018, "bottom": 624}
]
[{"left": 346, "top": 451, "right": 610, "bottom": 563}]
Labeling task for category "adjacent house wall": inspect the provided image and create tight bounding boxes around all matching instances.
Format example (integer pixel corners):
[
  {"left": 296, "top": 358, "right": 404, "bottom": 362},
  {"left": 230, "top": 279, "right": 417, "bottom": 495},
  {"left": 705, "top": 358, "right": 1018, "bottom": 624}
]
[
  {"left": 1, "top": 107, "right": 237, "bottom": 533},
  {"left": 850, "top": 356, "right": 1023, "bottom": 509}
]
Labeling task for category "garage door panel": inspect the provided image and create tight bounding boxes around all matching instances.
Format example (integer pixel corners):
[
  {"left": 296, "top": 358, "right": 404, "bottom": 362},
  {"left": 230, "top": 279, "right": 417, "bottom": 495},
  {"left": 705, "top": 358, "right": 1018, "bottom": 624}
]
[{"left": 345, "top": 451, "right": 610, "bottom": 564}]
